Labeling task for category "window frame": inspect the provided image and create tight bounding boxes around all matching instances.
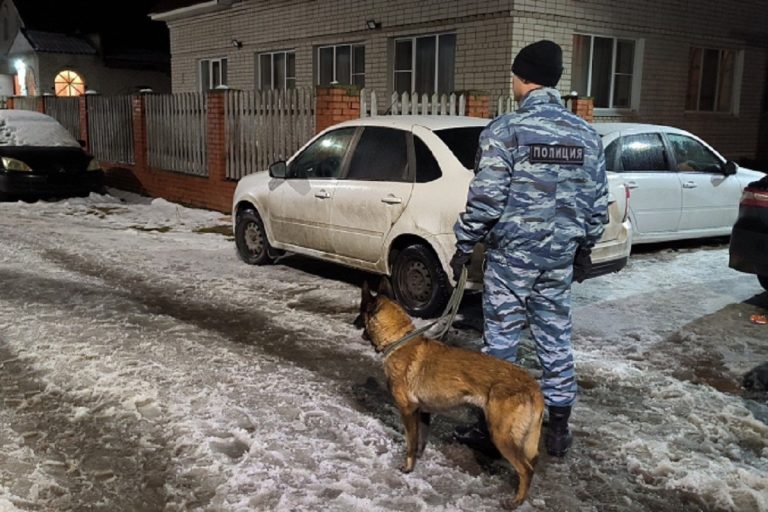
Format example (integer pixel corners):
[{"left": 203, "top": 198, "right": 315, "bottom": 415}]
[
  {"left": 257, "top": 50, "right": 296, "bottom": 91},
  {"left": 685, "top": 46, "right": 744, "bottom": 115},
  {"left": 572, "top": 33, "right": 644, "bottom": 113},
  {"left": 199, "top": 57, "right": 228, "bottom": 92},
  {"left": 342, "top": 126, "right": 412, "bottom": 182},
  {"left": 663, "top": 132, "right": 726, "bottom": 173},
  {"left": 316, "top": 43, "right": 365, "bottom": 87},
  {"left": 393, "top": 32, "right": 456, "bottom": 95}
]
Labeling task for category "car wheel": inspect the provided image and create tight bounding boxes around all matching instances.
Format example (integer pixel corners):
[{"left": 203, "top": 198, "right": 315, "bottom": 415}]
[
  {"left": 759, "top": 274, "right": 768, "bottom": 292},
  {"left": 391, "top": 243, "right": 451, "bottom": 318},
  {"left": 235, "top": 209, "right": 275, "bottom": 265}
]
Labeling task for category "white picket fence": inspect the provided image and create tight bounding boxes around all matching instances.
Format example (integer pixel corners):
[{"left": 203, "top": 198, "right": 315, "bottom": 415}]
[
  {"left": 360, "top": 89, "right": 516, "bottom": 118},
  {"left": 225, "top": 88, "right": 315, "bottom": 180},
  {"left": 145, "top": 93, "right": 207, "bottom": 176}
]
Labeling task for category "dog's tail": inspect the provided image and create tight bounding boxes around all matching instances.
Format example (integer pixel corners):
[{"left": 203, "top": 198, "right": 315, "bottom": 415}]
[{"left": 487, "top": 389, "right": 545, "bottom": 507}]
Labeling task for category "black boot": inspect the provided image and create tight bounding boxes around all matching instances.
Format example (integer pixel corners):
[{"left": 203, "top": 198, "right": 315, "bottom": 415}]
[
  {"left": 453, "top": 415, "right": 501, "bottom": 459},
  {"left": 545, "top": 406, "right": 573, "bottom": 457}
]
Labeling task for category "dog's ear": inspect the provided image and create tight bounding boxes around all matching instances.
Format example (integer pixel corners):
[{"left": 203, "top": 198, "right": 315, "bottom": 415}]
[{"left": 378, "top": 276, "right": 394, "bottom": 299}]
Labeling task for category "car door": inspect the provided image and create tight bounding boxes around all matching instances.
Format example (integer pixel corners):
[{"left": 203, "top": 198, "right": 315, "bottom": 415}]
[
  {"left": 665, "top": 132, "right": 743, "bottom": 232},
  {"left": 617, "top": 132, "right": 681, "bottom": 235},
  {"left": 269, "top": 127, "right": 357, "bottom": 252},
  {"left": 329, "top": 126, "right": 413, "bottom": 262}
]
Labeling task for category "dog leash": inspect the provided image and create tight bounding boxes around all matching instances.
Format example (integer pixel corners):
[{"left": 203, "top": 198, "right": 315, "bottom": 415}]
[{"left": 382, "top": 266, "right": 468, "bottom": 359}]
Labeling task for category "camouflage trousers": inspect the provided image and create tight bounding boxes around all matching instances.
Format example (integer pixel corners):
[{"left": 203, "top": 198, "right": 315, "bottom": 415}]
[{"left": 482, "top": 254, "right": 577, "bottom": 407}]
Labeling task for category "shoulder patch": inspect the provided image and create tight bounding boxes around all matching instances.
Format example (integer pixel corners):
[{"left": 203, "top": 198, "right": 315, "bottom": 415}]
[{"left": 528, "top": 144, "right": 585, "bottom": 165}]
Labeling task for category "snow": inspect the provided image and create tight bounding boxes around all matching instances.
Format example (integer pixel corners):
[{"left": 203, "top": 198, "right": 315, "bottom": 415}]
[
  {"left": 0, "top": 110, "right": 80, "bottom": 147},
  {"left": 0, "top": 190, "right": 766, "bottom": 511}
]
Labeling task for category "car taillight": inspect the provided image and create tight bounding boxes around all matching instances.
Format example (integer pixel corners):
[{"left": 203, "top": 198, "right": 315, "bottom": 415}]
[{"left": 741, "top": 187, "right": 768, "bottom": 208}]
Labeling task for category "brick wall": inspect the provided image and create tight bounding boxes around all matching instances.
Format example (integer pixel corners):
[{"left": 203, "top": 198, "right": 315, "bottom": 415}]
[{"left": 160, "top": 0, "right": 768, "bottom": 161}]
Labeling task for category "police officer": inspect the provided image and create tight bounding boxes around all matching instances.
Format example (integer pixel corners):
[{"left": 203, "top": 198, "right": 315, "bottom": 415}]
[{"left": 450, "top": 40, "right": 608, "bottom": 457}]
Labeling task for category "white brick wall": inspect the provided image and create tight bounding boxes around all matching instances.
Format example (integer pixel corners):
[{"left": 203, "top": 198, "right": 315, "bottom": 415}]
[{"left": 163, "top": 0, "right": 768, "bottom": 159}]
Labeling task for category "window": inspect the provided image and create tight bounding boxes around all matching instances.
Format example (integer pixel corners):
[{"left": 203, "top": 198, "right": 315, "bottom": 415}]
[
  {"left": 414, "top": 137, "right": 442, "bottom": 182},
  {"left": 572, "top": 34, "right": 638, "bottom": 109},
  {"left": 394, "top": 33, "right": 456, "bottom": 94},
  {"left": 666, "top": 133, "right": 723, "bottom": 172},
  {"left": 289, "top": 127, "right": 355, "bottom": 179},
  {"left": 434, "top": 127, "right": 483, "bottom": 170},
  {"left": 318, "top": 44, "right": 365, "bottom": 87},
  {"left": 346, "top": 127, "right": 408, "bottom": 181},
  {"left": 620, "top": 133, "right": 669, "bottom": 171},
  {"left": 686, "top": 48, "right": 740, "bottom": 112},
  {"left": 54, "top": 70, "right": 85, "bottom": 97},
  {"left": 200, "top": 58, "right": 227, "bottom": 92},
  {"left": 258, "top": 51, "right": 296, "bottom": 90}
]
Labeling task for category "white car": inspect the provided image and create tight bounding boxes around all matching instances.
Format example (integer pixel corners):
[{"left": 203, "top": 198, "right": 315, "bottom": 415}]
[
  {"left": 596, "top": 123, "right": 765, "bottom": 244},
  {"left": 233, "top": 116, "right": 632, "bottom": 317}
]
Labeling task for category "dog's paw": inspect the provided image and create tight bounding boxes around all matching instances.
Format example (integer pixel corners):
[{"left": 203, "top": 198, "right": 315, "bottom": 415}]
[{"left": 398, "top": 465, "right": 413, "bottom": 474}]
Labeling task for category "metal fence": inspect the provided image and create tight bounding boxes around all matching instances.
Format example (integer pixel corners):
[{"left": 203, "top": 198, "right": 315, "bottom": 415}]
[
  {"left": 11, "top": 96, "right": 38, "bottom": 112},
  {"left": 44, "top": 97, "right": 80, "bottom": 140},
  {"left": 225, "top": 88, "right": 315, "bottom": 180},
  {"left": 145, "top": 93, "right": 207, "bottom": 176},
  {"left": 87, "top": 95, "right": 135, "bottom": 165}
]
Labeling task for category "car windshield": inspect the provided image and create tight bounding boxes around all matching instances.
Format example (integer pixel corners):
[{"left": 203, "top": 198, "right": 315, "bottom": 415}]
[
  {"left": 0, "top": 111, "right": 80, "bottom": 148},
  {"left": 434, "top": 127, "right": 484, "bottom": 170}
]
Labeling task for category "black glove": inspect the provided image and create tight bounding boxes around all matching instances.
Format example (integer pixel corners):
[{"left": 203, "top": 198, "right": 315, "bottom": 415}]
[
  {"left": 449, "top": 250, "right": 472, "bottom": 281},
  {"left": 573, "top": 246, "right": 592, "bottom": 284}
]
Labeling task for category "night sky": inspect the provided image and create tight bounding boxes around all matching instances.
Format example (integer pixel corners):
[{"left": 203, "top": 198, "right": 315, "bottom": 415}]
[{"left": 18, "top": 0, "right": 169, "bottom": 53}]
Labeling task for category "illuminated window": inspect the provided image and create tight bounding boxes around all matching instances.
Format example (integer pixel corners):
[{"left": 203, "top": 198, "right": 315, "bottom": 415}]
[{"left": 54, "top": 70, "right": 85, "bottom": 97}]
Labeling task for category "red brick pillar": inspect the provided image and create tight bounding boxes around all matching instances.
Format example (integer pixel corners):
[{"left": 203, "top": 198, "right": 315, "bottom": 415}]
[
  {"left": 132, "top": 95, "right": 148, "bottom": 172},
  {"left": 206, "top": 89, "right": 227, "bottom": 183},
  {"left": 315, "top": 85, "right": 360, "bottom": 134},
  {"left": 36, "top": 96, "right": 46, "bottom": 113},
  {"left": 6, "top": 97, "right": 14, "bottom": 109},
  {"left": 465, "top": 92, "right": 491, "bottom": 118},
  {"left": 572, "top": 97, "right": 594, "bottom": 123},
  {"left": 79, "top": 95, "right": 89, "bottom": 151}
]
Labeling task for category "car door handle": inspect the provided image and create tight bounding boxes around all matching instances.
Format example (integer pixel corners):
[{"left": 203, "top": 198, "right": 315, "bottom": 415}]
[
  {"left": 625, "top": 181, "right": 639, "bottom": 189},
  {"left": 314, "top": 190, "right": 331, "bottom": 199},
  {"left": 381, "top": 195, "right": 402, "bottom": 204},
  {"left": 682, "top": 181, "right": 698, "bottom": 189}
]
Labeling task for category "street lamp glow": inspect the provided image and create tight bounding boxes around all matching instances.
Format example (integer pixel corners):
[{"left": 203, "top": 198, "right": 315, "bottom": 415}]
[{"left": 14, "top": 59, "right": 27, "bottom": 96}]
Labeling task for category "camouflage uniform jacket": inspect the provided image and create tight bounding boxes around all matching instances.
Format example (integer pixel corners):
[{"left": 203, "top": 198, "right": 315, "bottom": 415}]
[{"left": 454, "top": 87, "right": 609, "bottom": 268}]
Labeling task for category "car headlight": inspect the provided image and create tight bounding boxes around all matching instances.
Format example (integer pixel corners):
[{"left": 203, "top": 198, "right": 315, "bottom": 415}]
[
  {"left": 86, "top": 158, "right": 102, "bottom": 171},
  {"left": 1, "top": 156, "right": 32, "bottom": 172}
]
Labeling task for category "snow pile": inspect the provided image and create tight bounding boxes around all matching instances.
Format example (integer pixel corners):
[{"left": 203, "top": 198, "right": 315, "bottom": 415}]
[{"left": 0, "top": 110, "right": 80, "bottom": 148}]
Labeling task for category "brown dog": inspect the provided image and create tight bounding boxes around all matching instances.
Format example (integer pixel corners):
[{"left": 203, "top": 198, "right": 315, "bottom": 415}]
[{"left": 355, "top": 279, "right": 545, "bottom": 507}]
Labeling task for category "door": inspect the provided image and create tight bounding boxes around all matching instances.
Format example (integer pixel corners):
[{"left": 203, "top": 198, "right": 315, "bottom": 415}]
[
  {"left": 665, "top": 132, "right": 742, "bottom": 232},
  {"left": 329, "top": 126, "right": 413, "bottom": 262},
  {"left": 269, "top": 127, "right": 356, "bottom": 252},
  {"left": 618, "top": 132, "right": 681, "bottom": 234}
]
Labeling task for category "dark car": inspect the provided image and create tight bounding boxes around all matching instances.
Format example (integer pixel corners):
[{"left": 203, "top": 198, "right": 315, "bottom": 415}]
[
  {"left": 0, "top": 110, "right": 104, "bottom": 200},
  {"left": 729, "top": 175, "right": 768, "bottom": 291}
]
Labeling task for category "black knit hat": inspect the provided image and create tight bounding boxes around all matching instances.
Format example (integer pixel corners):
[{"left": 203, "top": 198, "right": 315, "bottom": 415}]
[{"left": 512, "top": 40, "right": 563, "bottom": 87}]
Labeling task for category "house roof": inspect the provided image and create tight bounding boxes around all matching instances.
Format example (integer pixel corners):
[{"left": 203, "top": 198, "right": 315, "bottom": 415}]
[{"left": 23, "top": 30, "right": 97, "bottom": 55}]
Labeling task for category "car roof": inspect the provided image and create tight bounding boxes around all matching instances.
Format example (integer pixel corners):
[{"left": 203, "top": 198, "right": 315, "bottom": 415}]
[
  {"left": 0, "top": 109, "right": 61, "bottom": 125},
  {"left": 331, "top": 115, "right": 490, "bottom": 131},
  {"left": 594, "top": 122, "right": 694, "bottom": 137}
]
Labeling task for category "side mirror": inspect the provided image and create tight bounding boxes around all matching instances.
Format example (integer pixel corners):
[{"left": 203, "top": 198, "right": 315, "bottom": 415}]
[
  {"left": 269, "top": 160, "right": 287, "bottom": 178},
  {"left": 723, "top": 160, "right": 738, "bottom": 176}
]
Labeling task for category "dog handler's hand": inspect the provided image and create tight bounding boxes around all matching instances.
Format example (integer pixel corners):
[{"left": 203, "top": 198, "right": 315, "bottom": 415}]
[{"left": 449, "top": 250, "right": 472, "bottom": 282}]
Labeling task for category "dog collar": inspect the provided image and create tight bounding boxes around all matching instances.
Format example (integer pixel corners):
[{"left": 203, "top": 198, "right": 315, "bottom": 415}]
[{"left": 381, "top": 322, "right": 435, "bottom": 359}]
